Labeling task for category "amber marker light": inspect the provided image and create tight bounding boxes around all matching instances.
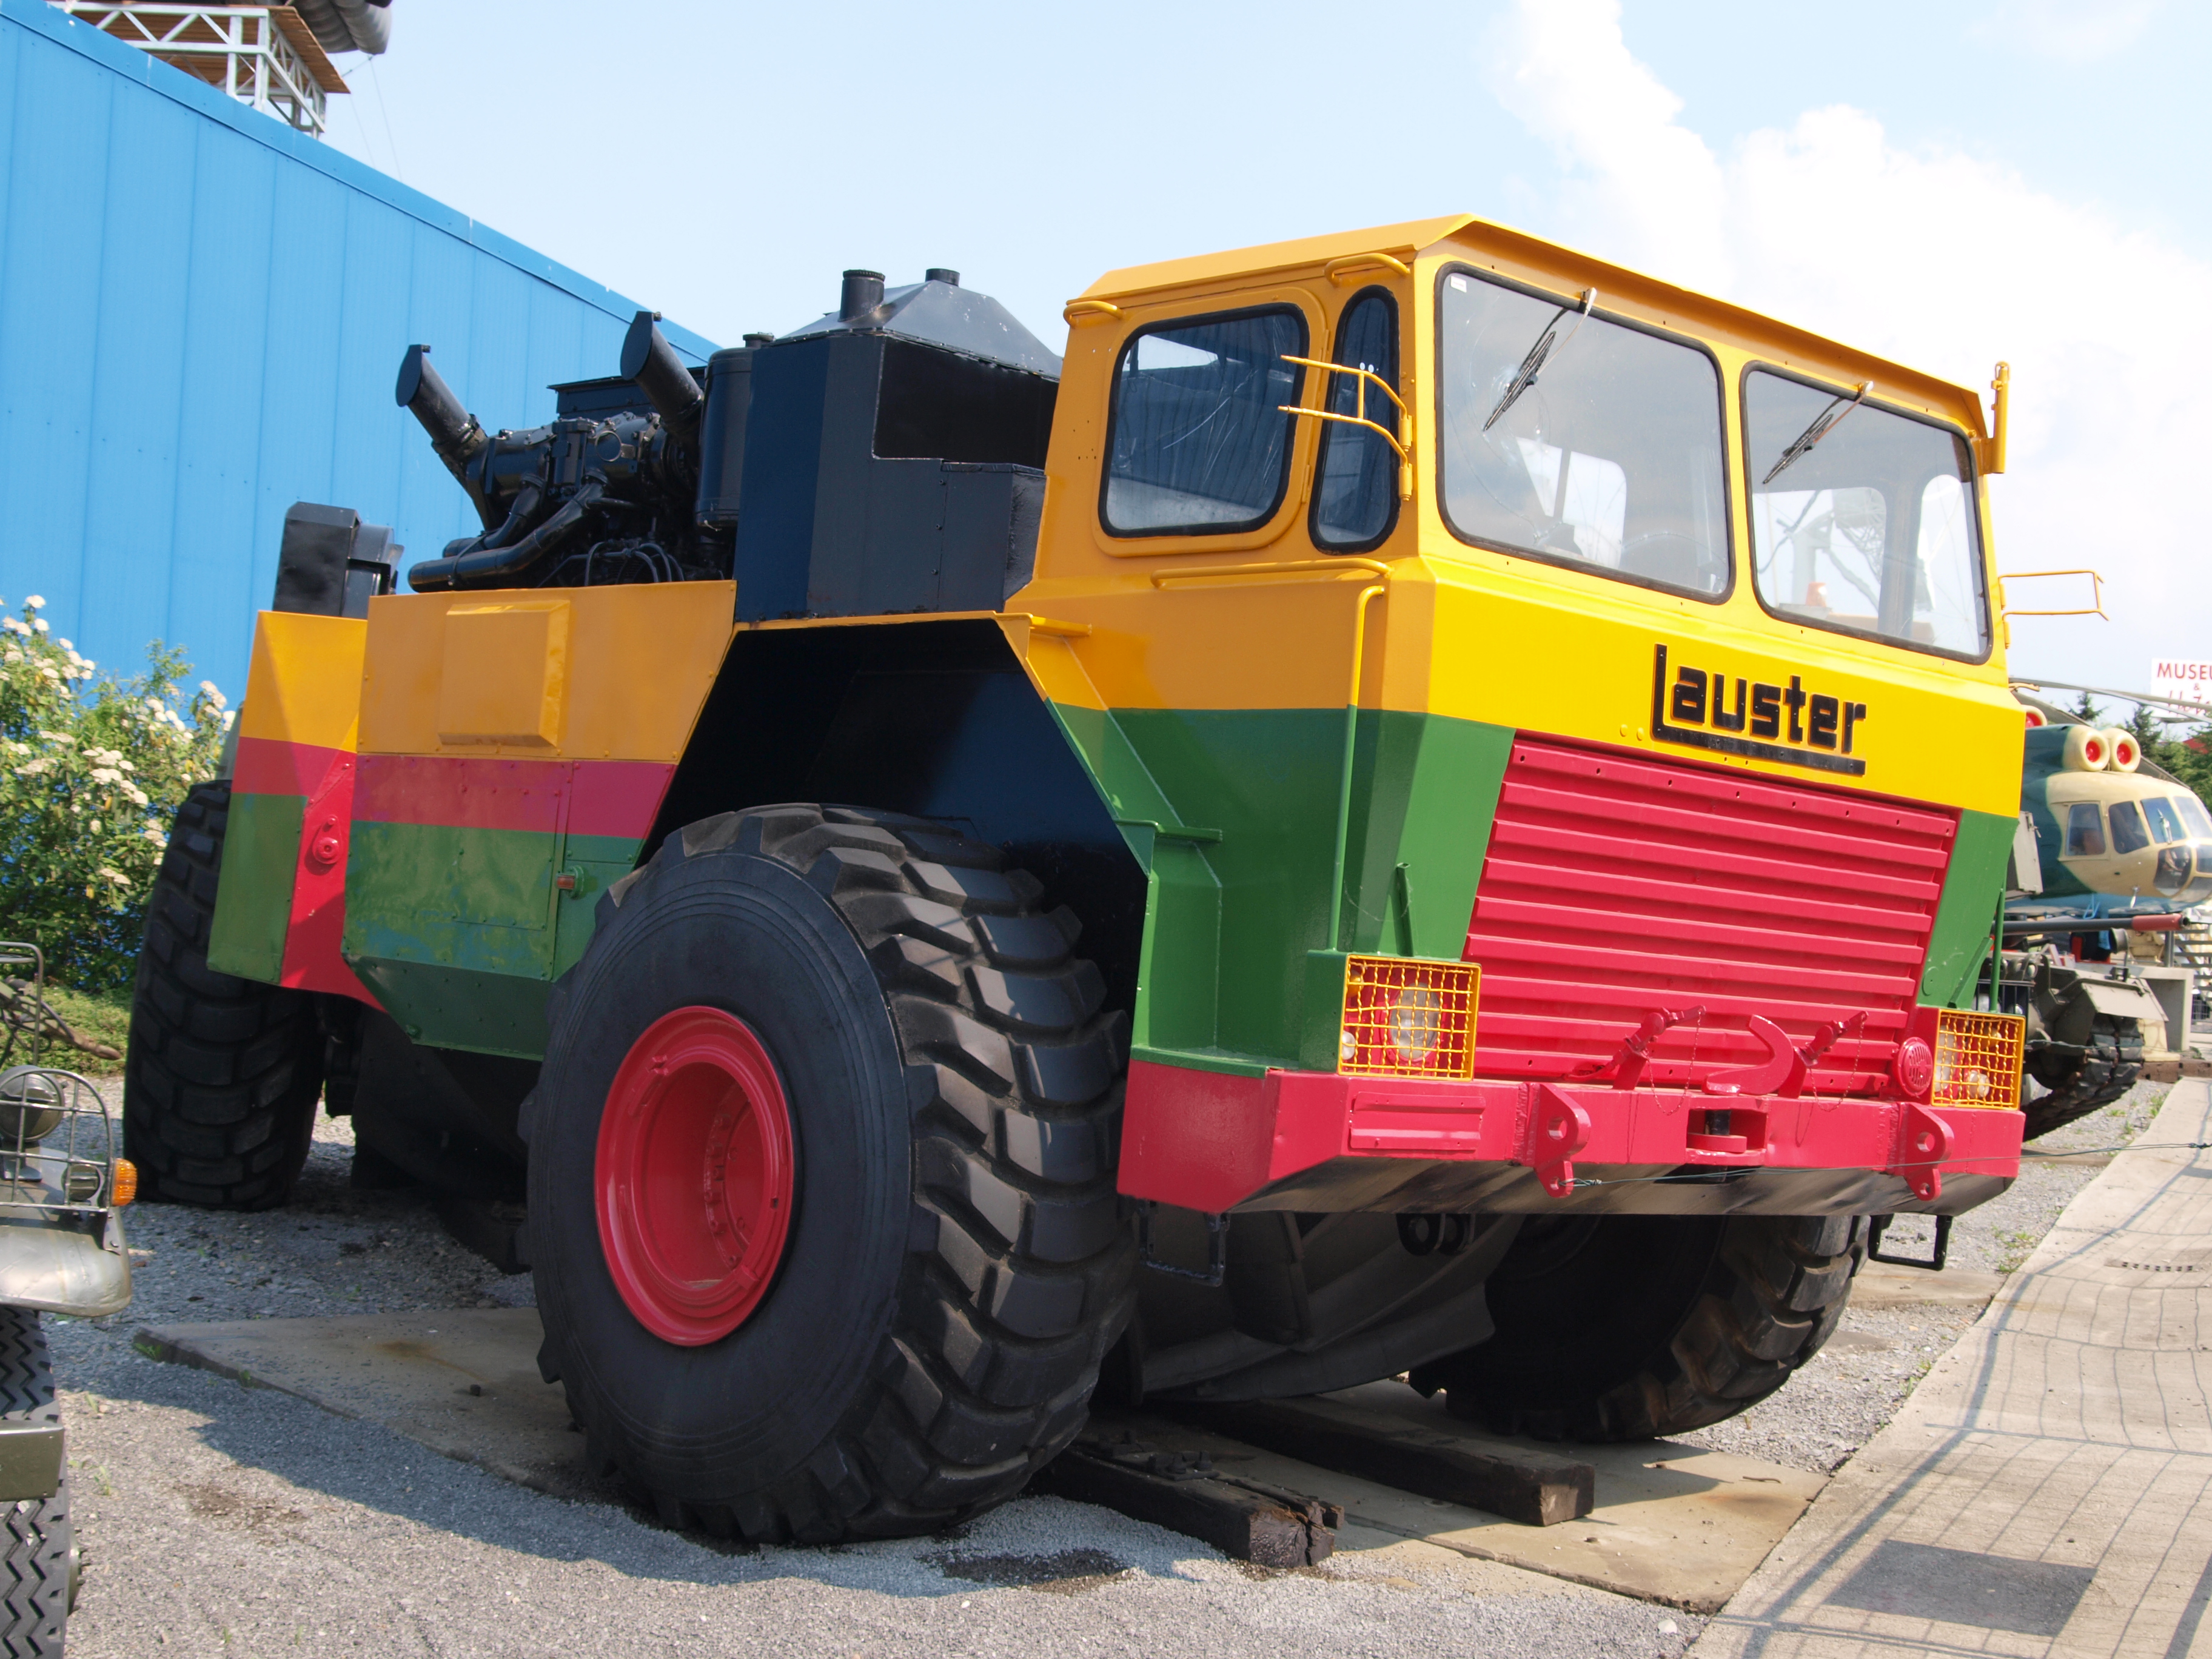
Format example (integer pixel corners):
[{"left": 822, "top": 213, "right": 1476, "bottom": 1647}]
[
  {"left": 1339, "top": 956, "right": 1480, "bottom": 1079},
  {"left": 1931, "top": 1012, "right": 2025, "bottom": 1110},
  {"left": 110, "top": 1159, "right": 137, "bottom": 1207}
]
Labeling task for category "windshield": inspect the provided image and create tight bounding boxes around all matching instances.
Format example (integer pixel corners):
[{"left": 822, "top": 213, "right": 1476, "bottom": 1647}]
[
  {"left": 1745, "top": 370, "right": 1988, "bottom": 657},
  {"left": 1438, "top": 271, "right": 1730, "bottom": 598}
]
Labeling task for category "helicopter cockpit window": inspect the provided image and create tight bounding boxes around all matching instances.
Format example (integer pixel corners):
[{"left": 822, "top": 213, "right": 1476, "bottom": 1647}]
[
  {"left": 2110, "top": 800, "right": 2151, "bottom": 856},
  {"left": 1102, "top": 308, "right": 1306, "bottom": 537},
  {"left": 2143, "top": 796, "right": 2187, "bottom": 844},
  {"left": 1438, "top": 269, "right": 1731, "bottom": 599},
  {"left": 2065, "top": 802, "right": 2106, "bottom": 859},
  {"left": 2179, "top": 793, "right": 2212, "bottom": 841},
  {"left": 1745, "top": 369, "right": 1989, "bottom": 660}
]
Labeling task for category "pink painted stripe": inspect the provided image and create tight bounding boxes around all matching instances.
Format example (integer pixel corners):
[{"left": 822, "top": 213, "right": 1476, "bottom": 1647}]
[
  {"left": 354, "top": 754, "right": 672, "bottom": 839},
  {"left": 570, "top": 760, "right": 678, "bottom": 839},
  {"left": 233, "top": 736, "right": 348, "bottom": 798}
]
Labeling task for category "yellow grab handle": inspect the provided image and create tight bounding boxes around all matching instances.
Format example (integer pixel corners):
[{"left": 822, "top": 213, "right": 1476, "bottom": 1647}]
[{"left": 1324, "top": 252, "right": 1413, "bottom": 284}]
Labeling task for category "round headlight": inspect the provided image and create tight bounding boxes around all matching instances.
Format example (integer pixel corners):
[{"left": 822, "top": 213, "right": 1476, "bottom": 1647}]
[
  {"left": 0, "top": 1067, "right": 64, "bottom": 1147},
  {"left": 1389, "top": 987, "right": 1446, "bottom": 1067}
]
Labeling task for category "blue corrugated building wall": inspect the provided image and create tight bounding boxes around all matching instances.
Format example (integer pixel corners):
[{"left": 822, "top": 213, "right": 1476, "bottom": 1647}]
[{"left": 0, "top": 0, "right": 716, "bottom": 698}]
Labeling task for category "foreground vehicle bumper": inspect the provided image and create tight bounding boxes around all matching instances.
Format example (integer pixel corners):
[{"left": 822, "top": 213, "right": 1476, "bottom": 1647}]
[{"left": 1119, "top": 1061, "right": 2023, "bottom": 1218}]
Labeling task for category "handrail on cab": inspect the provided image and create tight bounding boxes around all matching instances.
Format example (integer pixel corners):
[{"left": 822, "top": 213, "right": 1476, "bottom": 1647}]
[
  {"left": 1323, "top": 252, "right": 1412, "bottom": 284},
  {"left": 1278, "top": 355, "right": 1414, "bottom": 500}
]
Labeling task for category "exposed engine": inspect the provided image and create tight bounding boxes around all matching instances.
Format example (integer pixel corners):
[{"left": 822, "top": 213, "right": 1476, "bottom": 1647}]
[
  {"left": 399, "top": 312, "right": 726, "bottom": 592},
  {"left": 396, "top": 268, "right": 1062, "bottom": 612}
]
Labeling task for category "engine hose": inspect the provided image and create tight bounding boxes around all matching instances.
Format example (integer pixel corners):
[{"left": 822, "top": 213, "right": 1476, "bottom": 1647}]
[
  {"left": 474, "top": 480, "right": 545, "bottom": 555},
  {"left": 408, "top": 479, "right": 605, "bottom": 591}
]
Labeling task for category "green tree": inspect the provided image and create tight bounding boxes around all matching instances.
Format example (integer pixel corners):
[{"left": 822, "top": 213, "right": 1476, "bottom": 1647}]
[{"left": 0, "top": 597, "right": 227, "bottom": 989}]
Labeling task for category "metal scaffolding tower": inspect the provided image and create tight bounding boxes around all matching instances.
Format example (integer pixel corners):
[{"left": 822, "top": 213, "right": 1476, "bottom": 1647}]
[{"left": 52, "top": 5, "right": 348, "bottom": 137}]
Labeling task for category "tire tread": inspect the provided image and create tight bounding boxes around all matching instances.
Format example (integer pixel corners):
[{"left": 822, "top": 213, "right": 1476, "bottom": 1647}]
[
  {"left": 123, "top": 781, "right": 324, "bottom": 1210},
  {"left": 543, "top": 804, "right": 1133, "bottom": 1544}
]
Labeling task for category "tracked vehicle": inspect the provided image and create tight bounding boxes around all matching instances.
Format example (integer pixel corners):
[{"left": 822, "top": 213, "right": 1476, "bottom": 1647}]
[{"left": 126, "top": 218, "right": 2030, "bottom": 1539}]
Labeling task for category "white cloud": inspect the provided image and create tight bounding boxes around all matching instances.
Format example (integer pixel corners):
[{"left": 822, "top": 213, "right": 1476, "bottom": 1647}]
[
  {"left": 1970, "top": 1, "right": 2165, "bottom": 62},
  {"left": 1486, "top": 0, "right": 2212, "bottom": 692},
  {"left": 1481, "top": 0, "right": 1728, "bottom": 293}
]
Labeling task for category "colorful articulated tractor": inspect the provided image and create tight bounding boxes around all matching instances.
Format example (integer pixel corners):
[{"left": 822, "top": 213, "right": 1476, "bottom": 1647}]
[{"left": 126, "top": 216, "right": 2031, "bottom": 1542}]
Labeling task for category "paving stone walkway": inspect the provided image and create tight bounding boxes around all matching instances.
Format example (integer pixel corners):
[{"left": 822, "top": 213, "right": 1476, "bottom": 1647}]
[{"left": 1696, "top": 1079, "right": 2212, "bottom": 1658}]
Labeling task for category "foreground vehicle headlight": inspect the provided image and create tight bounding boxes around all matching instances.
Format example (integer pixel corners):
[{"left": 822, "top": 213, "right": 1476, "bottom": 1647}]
[
  {"left": 1931, "top": 1011, "right": 2025, "bottom": 1109},
  {"left": 0, "top": 1068, "right": 64, "bottom": 1147},
  {"left": 1390, "top": 987, "right": 1446, "bottom": 1066},
  {"left": 1340, "top": 956, "right": 1480, "bottom": 1079}
]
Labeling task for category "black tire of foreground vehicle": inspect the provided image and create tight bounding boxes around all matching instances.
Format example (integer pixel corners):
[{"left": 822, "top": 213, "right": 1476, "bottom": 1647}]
[
  {"left": 1410, "top": 1213, "right": 1866, "bottom": 1441},
  {"left": 2023, "top": 1014, "right": 2145, "bottom": 1140},
  {"left": 0, "top": 1307, "right": 70, "bottom": 1657},
  {"left": 528, "top": 805, "right": 1136, "bottom": 1543},
  {"left": 124, "top": 780, "right": 326, "bottom": 1209}
]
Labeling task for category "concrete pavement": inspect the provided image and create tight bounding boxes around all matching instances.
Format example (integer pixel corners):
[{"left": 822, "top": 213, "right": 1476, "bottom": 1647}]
[{"left": 1695, "top": 1078, "right": 2212, "bottom": 1658}]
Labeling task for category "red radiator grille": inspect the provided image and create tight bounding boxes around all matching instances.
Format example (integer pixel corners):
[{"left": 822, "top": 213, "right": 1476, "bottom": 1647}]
[{"left": 1463, "top": 739, "right": 1957, "bottom": 1094}]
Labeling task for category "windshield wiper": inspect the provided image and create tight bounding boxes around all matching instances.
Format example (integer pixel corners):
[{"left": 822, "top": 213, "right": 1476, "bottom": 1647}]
[
  {"left": 1482, "top": 288, "right": 1596, "bottom": 432},
  {"left": 1761, "top": 381, "right": 1870, "bottom": 484}
]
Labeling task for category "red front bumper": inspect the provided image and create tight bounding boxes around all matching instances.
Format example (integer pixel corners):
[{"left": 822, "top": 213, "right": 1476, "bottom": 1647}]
[{"left": 1119, "top": 1059, "right": 2025, "bottom": 1215}]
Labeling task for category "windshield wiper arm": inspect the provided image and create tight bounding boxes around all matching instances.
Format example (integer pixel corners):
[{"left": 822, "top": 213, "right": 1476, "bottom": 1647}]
[
  {"left": 1482, "top": 288, "right": 1596, "bottom": 432},
  {"left": 1761, "top": 381, "right": 1871, "bottom": 485}
]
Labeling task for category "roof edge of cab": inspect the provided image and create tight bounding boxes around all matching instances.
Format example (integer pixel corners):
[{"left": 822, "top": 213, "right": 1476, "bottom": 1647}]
[
  {"left": 1079, "top": 212, "right": 1988, "bottom": 440},
  {"left": 1076, "top": 215, "right": 1477, "bottom": 304}
]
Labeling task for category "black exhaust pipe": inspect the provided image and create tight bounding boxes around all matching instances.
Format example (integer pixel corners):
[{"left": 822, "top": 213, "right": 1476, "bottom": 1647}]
[
  {"left": 619, "top": 312, "right": 703, "bottom": 438},
  {"left": 395, "top": 345, "right": 492, "bottom": 526},
  {"left": 839, "top": 269, "right": 885, "bottom": 322}
]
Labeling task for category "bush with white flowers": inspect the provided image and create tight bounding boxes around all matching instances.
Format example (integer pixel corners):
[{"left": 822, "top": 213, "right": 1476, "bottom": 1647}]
[{"left": 0, "top": 596, "right": 227, "bottom": 988}]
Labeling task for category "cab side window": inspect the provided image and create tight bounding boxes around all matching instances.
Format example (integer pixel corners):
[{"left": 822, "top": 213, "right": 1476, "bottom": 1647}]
[
  {"left": 2065, "top": 802, "right": 2106, "bottom": 858},
  {"left": 2110, "top": 800, "right": 2151, "bottom": 855},
  {"left": 1102, "top": 309, "right": 1305, "bottom": 537},
  {"left": 1313, "top": 290, "right": 1399, "bottom": 550}
]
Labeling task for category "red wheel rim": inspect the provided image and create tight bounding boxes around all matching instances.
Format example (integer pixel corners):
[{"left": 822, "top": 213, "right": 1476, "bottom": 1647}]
[{"left": 595, "top": 1007, "right": 795, "bottom": 1346}]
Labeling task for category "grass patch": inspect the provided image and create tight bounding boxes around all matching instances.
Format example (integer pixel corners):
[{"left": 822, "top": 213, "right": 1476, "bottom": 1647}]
[{"left": 26, "top": 983, "right": 130, "bottom": 1074}]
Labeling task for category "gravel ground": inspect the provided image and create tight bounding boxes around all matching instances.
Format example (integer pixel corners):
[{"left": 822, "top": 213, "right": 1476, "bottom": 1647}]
[
  {"left": 1675, "top": 1077, "right": 2171, "bottom": 1473},
  {"left": 47, "top": 1094, "right": 1697, "bottom": 1658},
  {"left": 96, "top": 1107, "right": 540, "bottom": 1329},
  {"left": 33, "top": 1068, "right": 2169, "bottom": 1653}
]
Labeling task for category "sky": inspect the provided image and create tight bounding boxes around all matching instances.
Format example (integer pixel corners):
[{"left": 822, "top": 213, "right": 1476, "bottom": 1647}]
[{"left": 318, "top": 0, "right": 2208, "bottom": 701}]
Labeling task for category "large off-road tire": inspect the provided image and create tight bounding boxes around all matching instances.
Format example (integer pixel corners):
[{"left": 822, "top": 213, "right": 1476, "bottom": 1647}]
[
  {"left": 0, "top": 1308, "right": 70, "bottom": 1656},
  {"left": 1409, "top": 1213, "right": 1865, "bottom": 1441},
  {"left": 2023, "top": 1015, "right": 2145, "bottom": 1140},
  {"left": 529, "top": 805, "right": 1134, "bottom": 1543},
  {"left": 124, "top": 780, "right": 325, "bottom": 1208}
]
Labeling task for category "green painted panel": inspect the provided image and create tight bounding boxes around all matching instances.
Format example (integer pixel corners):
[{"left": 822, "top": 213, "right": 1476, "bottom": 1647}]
[
  {"left": 346, "top": 956, "right": 552, "bottom": 1059},
  {"left": 1299, "top": 950, "right": 1352, "bottom": 1071},
  {"left": 1920, "top": 807, "right": 2016, "bottom": 1007},
  {"left": 551, "top": 846, "right": 642, "bottom": 979},
  {"left": 1127, "top": 1043, "right": 1268, "bottom": 1077},
  {"left": 207, "top": 791, "right": 301, "bottom": 985},
  {"left": 345, "top": 821, "right": 560, "bottom": 980},
  {"left": 1049, "top": 702, "right": 1517, "bottom": 1071},
  {"left": 1341, "top": 711, "right": 1515, "bottom": 958},
  {"left": 1110, "top": 708, "right": 1342, "bottom": 1066}
]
